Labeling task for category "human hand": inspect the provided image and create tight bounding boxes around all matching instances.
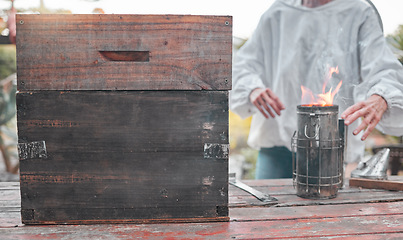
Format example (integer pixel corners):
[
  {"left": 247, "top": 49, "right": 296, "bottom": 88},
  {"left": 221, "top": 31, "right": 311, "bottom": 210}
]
[
  {"left": 249, "top": 88, "right": 285, "bottom": 118},
  {"left": 341, "top": 94, "right": 388, "bottom": 141}
]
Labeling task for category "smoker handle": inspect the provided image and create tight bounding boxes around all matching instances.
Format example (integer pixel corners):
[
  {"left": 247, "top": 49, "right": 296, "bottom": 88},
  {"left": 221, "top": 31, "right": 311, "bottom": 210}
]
[
  {"left": 99, "top": 51, "right": 150, "bottom": 62},
  {"left": 339, "top": 118, "right": 347, "bottom": 188},
  {"left": 304, "top": 124, "right": 320, "bottom": 139}
]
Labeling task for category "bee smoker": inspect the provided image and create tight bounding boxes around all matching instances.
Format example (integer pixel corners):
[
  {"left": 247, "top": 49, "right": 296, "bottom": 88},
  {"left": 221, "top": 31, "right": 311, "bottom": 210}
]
[{"left": 292, "top": 105, "right": 346, "bottom": 199}]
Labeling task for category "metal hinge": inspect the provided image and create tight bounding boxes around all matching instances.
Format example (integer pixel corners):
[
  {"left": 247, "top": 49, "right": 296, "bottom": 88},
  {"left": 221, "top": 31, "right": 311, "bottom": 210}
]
[
  {"left": 18, "top": 141, "right": 47, "bottom": 160},
  {"left": 203, "top": 143, "right": 229, "bottom": 159}
]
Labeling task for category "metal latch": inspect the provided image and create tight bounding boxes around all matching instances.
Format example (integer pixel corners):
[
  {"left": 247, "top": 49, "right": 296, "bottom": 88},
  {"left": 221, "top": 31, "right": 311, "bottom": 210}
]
[
  {"left": 18, "top": 141, "right": 47, "bottom": 160},
  {"left": 204, "top": 143, "right": 229, "bottom": 159}
]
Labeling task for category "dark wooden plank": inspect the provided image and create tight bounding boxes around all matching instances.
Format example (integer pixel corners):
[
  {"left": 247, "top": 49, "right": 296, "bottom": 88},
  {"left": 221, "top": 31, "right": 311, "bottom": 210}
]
[
  {"left": 225, "top": 215, "right": 403, "bottom": 239},
  {"left": 208, "top": 216, "right": 403, "bottom": 238},
  {"left": 302, "top": 234, "right": 403, "bottom": 240},
  {"left": 231, "top": 177, "right": 403, "bottom": 208},
  {"left": 16, "top": 14, "right": 232, "bottom": 91},
  {"left": 259, "top": 191, "right": 403, "bottom": 207},
  {"left": 17, "top": 91, "right": 229, "bottom": 224},
  {"left": 17, "top": 91, "right": 228, "bottom": 153},
  {"left": 1, "top": 215, "right": 402, "bottom": 239},
  {"left": 349, "top": 178, "right": 403, "bottom": 191},
  {"left": 20, "top": 208, "right": 229, "bottom": 225},
  {"left": 230, "top": 184, "right": 391, "bottom": 197},
  {"left": 1, "top": 181, "right": 403, "bottom": 237},
  {"left": 19, "top": 154, "right": 228, "bottom": 209},
  {"left": 229, "top": 184, "right": 403, "bottom": 208},
  {"left": 230, "top": 201, "right": 403, "bottom": 221}
]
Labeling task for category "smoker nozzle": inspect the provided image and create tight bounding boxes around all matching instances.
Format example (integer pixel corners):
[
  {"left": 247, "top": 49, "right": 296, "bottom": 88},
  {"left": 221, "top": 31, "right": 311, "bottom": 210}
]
[{"left": 350, "top": 148, "right": 390, "bottom": 180}]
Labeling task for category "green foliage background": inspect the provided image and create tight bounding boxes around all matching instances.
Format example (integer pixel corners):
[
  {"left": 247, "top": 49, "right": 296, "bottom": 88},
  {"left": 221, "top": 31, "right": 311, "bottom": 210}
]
[
  {"left": 0, "top": 45, "right": 16, "bottom": 79},
  {"left": 387, "top": 25, "right": 403, "bottom": 64}
]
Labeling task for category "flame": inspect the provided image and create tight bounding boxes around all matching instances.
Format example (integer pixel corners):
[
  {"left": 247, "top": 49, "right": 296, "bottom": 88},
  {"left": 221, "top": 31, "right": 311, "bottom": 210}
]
[
  {"left": 301, "top": 85, "right": 315, "bottom": 105},
  {"left": 301, "top": 66, "right": 342, "bottom": 107},
  {"left": 322, "top": 66, "right": 339, "bottom": 93}
]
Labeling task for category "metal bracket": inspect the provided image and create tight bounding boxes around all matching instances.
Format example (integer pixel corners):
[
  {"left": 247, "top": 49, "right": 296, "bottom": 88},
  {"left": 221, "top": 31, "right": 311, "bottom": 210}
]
[
  {"left": 204, "top": 143, "right": 229, "bottom": 159},
  {"left": 18, "top": 141, "right": 47, "bottom": 160}
]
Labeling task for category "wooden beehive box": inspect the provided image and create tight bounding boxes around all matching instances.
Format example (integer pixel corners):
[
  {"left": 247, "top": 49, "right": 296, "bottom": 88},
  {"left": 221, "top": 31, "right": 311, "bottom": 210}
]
[{"left": 16, "top": 14, "right": 232, "bottom": 224}]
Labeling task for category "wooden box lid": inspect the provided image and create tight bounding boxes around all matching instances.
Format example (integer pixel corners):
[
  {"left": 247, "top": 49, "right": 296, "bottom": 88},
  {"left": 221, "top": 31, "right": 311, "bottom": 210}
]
[{"left": 16, "top": 14, "right": 232, "bottom": 91}]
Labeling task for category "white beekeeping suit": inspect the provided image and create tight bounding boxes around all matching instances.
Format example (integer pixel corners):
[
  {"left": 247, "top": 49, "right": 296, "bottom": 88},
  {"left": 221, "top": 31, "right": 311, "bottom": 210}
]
[{"left": 230, "top": 0, "right": 403, "bottom": 163}]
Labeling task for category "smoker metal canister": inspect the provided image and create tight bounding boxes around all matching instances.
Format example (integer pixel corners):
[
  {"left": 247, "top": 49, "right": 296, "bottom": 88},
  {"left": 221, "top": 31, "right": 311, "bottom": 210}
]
[{"left": 292, "top": 105, "right": 343, "bottom": 199}]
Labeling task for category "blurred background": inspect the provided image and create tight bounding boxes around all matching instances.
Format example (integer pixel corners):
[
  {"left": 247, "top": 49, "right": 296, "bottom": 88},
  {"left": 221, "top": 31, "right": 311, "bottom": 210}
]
[{"left": 0, "top": 0, "right": 402, "bottom": 181}]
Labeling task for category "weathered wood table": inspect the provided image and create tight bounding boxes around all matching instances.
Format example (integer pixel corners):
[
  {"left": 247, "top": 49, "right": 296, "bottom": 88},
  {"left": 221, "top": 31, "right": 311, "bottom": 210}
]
[{"left": 1, "top": 178, "right": 403, "bottom": 239}]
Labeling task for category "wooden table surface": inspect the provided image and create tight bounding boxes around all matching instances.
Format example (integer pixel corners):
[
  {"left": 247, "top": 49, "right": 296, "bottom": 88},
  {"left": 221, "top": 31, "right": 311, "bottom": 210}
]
[{"left": 1, "top": 178, "right": 403, "bottom": 239}]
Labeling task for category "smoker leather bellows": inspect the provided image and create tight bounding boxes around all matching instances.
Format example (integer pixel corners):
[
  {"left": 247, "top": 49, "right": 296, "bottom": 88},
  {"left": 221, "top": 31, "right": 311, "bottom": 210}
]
[{"left": 292, "top": 105, "right": 346, "bottom": 199}]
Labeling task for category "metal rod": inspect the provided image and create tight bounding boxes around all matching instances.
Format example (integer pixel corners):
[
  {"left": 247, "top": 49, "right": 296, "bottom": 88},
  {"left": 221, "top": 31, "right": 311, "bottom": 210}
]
[{"left": 229, "top": 173, "right": 277, "bottom": 203}]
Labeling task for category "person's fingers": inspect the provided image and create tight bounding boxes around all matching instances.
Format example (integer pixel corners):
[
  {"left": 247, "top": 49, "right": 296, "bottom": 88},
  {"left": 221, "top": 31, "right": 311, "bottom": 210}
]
[
  {"left": 341, "top": 102, "right": 362, "bottom": 118},
  {"left": 353, "top": 110, "right": 373, "bottom": 136},
  {"left": 249, "top": 88, "right": 263, "bottom": 103},
  {"left": 358, "top": 109, "right": 384, "bottom": 140},
  {"left": 361, "top": 121, "right": 377, "bottom": 141},
  {"left": 258, "top": 97, "right": 276, "bottom": 118},
  {"left": 341, "top": 105, "right": 354, "bottom": 120},
  {"left": 342, "top": 103, "right": 368, "bottom": 125},
  {"left": 267, "top": 88, "right": 286, "bottom": 111},
  {"left": 253, "top": 99, "right": 269, "bottom": 119},
  {"left": 342, "top": 95, "right": 387, "bottom": 124},
  {"left": 353, "top": 121, "right": 367, "bottom": 136},
  {"left": 250, "top": 88, "right": 285, "bottom": 119},
  {"left": 345, "top": 108, "right": 367, "bottom": 126},
  {"left": 340, "top": 95, "right": 387, "bottom": 141},
  {"left": 341, "top": 103, "right": 360, "bottom": 123},
  {"left": 350, "top": 106, "right": 383, "bottom": 140},
  {"left": 262, "top": 93, "right": 281, "bottom": 116}
]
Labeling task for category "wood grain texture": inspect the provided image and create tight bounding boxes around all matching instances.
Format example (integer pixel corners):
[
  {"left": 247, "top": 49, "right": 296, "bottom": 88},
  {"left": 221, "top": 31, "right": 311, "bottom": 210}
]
[
  {"left": 349, "top": 178, "right": 403, "bottom": 191},
  {"left": 16, "top": 14, "right": 232, "bottom": 91},
  {"left": 228, "top": 178, "right": 403, "bottom": 208},
  {"left": 2, "top": 180, "right": 403, "bottom": 238},
  {"left": 230, "top": 201, "right": 403, "bottom": 222},
  {"left": 17, "top": 90, "right": 229, "bottom": 224}
]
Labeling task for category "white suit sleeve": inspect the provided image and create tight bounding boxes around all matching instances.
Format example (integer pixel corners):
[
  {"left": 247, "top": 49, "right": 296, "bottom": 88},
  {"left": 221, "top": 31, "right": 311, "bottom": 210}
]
[
  {"left": 230, "top": 20, "right": 267, "bottom": 119},
  {"left": 354, "top": 7, "right": 403, "bottom": 135}
]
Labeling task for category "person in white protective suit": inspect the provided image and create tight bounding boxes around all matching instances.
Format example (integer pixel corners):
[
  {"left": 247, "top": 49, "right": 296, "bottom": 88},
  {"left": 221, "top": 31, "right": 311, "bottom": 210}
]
[{"left": 230, "top": 0, "right": 403, "bottom": 179}]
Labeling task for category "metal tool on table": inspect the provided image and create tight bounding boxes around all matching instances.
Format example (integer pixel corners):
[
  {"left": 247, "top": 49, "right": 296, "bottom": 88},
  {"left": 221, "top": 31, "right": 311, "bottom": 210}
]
[
  {"left": 229, "top": 173, "right": 277, "bottom": 203},
  {"left": 351, "top": 148, "right": 390, "bottom": 180},
  {"left": 349, "top": 148, "right": 401, "bottom": 191}
]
